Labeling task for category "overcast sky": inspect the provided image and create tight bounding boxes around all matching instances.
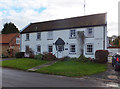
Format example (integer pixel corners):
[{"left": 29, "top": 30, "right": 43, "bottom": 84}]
[{"left": 0, "top": 0, "right": 119, "bottom": 36}]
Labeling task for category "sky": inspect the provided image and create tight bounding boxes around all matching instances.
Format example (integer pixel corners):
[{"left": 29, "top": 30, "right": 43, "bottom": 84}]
[{"left": 0, "top": 0, "right": 120, "bottom": 37}]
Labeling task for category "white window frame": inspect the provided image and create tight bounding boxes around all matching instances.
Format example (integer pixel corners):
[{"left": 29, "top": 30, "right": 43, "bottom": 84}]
[
  {"left": 47, "top": 31, "right": 53, "bottom": 40},
  {"left": 87, "top": 28, "right": 94, "bottom": 37},
  {"left": 16, "top": 38, "right": 20, "bottom": 44},
  {"left": 70, "top": 29, "right": 76, "bottom": 38},
  {"left": 48, "top": 45, "right": 53, "bottom": 53},
  {"left": 37, "top": 32, "right": 41, "bottom": 40},
  {"left": 69, "top": 44, "right": 76, "bottom": 54},
  {"left": 37, "top": 45, "right": 41, "bottom": 53},
  {"left": 26, "top": 33, "right": 29, "bottom": 41},
  {"left": 86, "top": 43, "right": 94, "bottom": 55}
]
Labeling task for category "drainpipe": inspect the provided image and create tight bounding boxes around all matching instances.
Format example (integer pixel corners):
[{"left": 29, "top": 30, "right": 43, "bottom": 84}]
[
  {"left": 20, "top": 34, "right": 22, "bottom": 52},
  {"left": 103, "top": 26, "right": 106, "bottom": 50}
]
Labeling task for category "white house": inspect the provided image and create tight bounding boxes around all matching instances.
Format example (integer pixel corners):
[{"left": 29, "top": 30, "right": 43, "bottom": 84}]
[{"left": 20, "top": 13, "right": 107, "bottom": 58}]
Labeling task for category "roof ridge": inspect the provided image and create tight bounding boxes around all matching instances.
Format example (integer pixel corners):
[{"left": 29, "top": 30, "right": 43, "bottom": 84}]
[{"left": 33, "top": 13, "right": 106, "bottom": 24}]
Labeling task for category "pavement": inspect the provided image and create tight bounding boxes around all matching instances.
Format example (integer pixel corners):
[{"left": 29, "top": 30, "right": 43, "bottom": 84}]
[
  {"left": 86, "top": 63, "right": 120, "bottom": 82},
  {"left": 27, "top": 60, "right": 57, "bottom": 71},
  {"left": 0, "top": 58, "right": 16, "bottom": 61}
]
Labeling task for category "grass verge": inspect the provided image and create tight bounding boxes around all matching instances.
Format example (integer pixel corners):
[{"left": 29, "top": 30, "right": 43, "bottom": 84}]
[
  {"left": 1, "top": 58, "right": 48, "bottom": 70},
  {"left": 36, "top": 61, "right": 107, "bottom": 77}
]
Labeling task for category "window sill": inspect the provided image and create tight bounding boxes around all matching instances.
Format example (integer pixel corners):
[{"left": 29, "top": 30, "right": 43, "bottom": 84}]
[
  {"left": 25, "top": 40, "right": 30, "bottom": 41},
  {"left": 85, "top": 36, "right": 94, "bottom": 38},
  {"left": 69, "top": 37, "right": 76, "bottom": 39},
  {"left": 69, "top": 52, "right": 76, "bottom": 54},
  {"left": 47, "top": 39, "right": 53, "bottom": 40},
  {"left": 36, "top": 39, "right": 41, "bottom": 41},
  {"left": 85, "top": 53, "right": 94, "bottom": 55}
]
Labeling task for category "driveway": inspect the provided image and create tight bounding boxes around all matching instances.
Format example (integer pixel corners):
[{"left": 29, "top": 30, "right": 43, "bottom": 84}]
[{"left": 1, "top": 67, "right": 120, "bottom": 88}]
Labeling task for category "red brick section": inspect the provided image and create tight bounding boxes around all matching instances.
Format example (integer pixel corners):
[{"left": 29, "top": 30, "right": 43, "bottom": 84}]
[{"left": 0, "top": 33, "right": 20, "bottom": 57}]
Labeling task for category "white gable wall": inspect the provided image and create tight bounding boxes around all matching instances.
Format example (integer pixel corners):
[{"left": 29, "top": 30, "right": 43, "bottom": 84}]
[{"left": 21, "top": 26, "right": 107, "bottom": 58}]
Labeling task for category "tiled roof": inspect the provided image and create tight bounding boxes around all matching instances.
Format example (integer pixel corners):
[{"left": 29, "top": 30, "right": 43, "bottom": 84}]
[
  {"left": 0, "top": 33, "right": 19, "bottom": 44},
  {"left": 21, "top": 13, "right": 107, "bottom": 34}
]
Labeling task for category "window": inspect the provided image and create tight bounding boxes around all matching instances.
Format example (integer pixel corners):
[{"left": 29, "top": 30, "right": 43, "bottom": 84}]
[
  {"left": 70, "top": 30, "right": 76, "bottom": 38},
  {"left": 26, "top": 34, "right": 29, "bottom": 40},
  {"left": 86, "top": 43, "right": 93, "bottom": 54},
  {"left": 57, "top": 45, "right": 63, "bottom": 51},
  {"left": 47, "top": 31, "right": 53, "bottom": 40},
  {"left": 87, "top": 28, "right": 93, "bottom": 37},
  {"left": 70, "top": 45, "right": 76, "bottom": 53},
  {"left": 16, "top": 38, "right": 20, "bottom": 44},
  {"left": 37, "top": 32, "right": 41, "bottom": 40},
  {"left": 25, "top": 45, "right": 29, "bottom": 53},
  {"left": 37, "top": 45, "right": 41, "bottom": 52},
  {"left": 48, "top": 45, "right": 53, "bottom": 53}
]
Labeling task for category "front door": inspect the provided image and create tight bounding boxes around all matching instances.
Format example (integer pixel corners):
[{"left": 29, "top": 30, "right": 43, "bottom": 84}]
[{"left": 57, "top": 45, "right": 63, "bottom": 58}]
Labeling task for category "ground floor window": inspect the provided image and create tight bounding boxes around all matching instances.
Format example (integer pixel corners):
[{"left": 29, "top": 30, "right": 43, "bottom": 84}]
[
  {"left": 25, "top": 45, "right": 29, "bottom": 53},
  {"left": 86, "top": 43, "right": 93, "bottom": 54},
  {"left": 70, "top": 44, "right": 76, "bottom": 53},
  {"left": 48, "top": 45, "right": 53, "bottom": 53},
  {"left": 37, "top": 45, "right": 41, "bottom": 52}
]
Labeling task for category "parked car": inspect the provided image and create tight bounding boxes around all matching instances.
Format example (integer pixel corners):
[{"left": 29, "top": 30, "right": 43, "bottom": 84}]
[{"left": 112, "top": 54, "right": 120, "bottom": 71}]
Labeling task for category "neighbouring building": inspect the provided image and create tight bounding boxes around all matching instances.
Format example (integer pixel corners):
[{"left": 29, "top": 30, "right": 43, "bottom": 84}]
[
  {"left": 0, "top": 33, "right": 20, "bottom": 57},
  {"left": 20, "top": 13, "right": 107, "bottom": 58}
]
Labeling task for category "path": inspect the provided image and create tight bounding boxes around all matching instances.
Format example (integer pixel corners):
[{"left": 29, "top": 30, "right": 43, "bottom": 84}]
[{"left": 27, "top": 60, "right": 57, "bottom": 71}]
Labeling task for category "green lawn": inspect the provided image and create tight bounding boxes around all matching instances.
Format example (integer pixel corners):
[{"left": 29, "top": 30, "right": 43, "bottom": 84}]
[
  {"left": 36, "top": 61, "right": 107, "bottom": 77},
  {"left": 1, "top": 58, "right": 48, "bottom": 70}
]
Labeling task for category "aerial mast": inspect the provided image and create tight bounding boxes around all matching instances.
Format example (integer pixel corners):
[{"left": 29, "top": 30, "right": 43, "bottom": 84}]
[{"left": 84, "top": 0, "right": 86, "bottom": 15}]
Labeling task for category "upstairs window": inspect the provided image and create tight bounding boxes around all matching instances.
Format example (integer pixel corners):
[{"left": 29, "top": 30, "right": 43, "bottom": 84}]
[
  {"left": 87, "top": 28, "right": 93, "bottom": 37},
  {"left": 26, "top": 33, "right": 29, "bottom": 41},
  {"left": 37, "top": 32, "right": 41, "bottom": 40},
  {"left": 47, "top": 31, "right": 53, "bottom": 40},
  {"left": 70, "top": 30, "right": 76, "bottom": 38},
  {"left": 16, "top": 38, "right": 20, "bottom": 44}
]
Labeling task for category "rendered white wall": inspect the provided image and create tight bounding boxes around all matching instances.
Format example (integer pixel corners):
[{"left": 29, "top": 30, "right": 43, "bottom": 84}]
[{"left": 21, "top": 26, "right": 107, "bottom": 58}]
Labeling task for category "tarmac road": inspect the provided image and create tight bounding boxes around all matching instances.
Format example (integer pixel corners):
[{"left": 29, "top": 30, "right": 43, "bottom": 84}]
[{"left": 1, "top": 68, "right": 108, "bottom": 87}]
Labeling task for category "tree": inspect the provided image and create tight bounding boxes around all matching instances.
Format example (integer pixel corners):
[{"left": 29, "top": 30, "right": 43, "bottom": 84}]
[
  {"left": 113, "top": 38, "right": 119, "bottom": 46},
  {"left": 77, "top": 31, "right": 85, "bottom": 56},
  {"left": 1, "top": 22, "right": 19, "bottom": 34}
]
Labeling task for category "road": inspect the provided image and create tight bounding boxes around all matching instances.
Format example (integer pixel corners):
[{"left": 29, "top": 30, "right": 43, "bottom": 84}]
[{"left": 1, "top": 67, "right": 120, "bottom": 88}]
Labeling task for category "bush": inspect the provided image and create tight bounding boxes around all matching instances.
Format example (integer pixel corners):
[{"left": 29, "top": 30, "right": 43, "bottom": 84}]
[
  {"left": 60, "top": 56, "right": 71, "bottom": 61},
  {"left": 95, "top": 50, "right": 109, "bottom": 64},
  {"left": 1, "top": 54, "right": 8, "bottom": 58},
  {"left": 78, "top": 55, "right": 90, "bottom": 62},
  {"left": 34, "top": 54, "right": 43, "bottom": 60},
  {"left": 15, "top": 52, "right": 24, "bottom": 58},
  {"left": 43, "top": 52, "right": 56, "bottom": 61}
]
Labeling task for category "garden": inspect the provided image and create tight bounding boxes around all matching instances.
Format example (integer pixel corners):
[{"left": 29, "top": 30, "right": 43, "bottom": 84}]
[{"left": 1, "top": 50, "right": 109, "bottom": 77}]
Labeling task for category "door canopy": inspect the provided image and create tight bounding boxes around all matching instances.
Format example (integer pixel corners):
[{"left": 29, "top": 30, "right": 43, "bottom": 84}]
[{"left": 55, "top": 38, "right": 65, "bottom": 46}]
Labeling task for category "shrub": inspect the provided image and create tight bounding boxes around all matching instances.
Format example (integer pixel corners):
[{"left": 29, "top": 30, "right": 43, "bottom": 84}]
[
  {"left": 43, "top": 52, "right": 56, "bottom": 61},
  {"left": 1, "top": 54, "right": 8, "bottom": 58},
  {"left": 60, "top": 56, "right": 71, "bottom": 61},
  {"left": 95, "top": 50, "right": 109, "bottom": 64},
  {"left": 78, "top": 55, "right": 90, "bottom": 62},
  {"left": 15, "top": 52, "right": 24, "bottom": 58},
  {"left": 34, "top": 54, "right": 43, "bottom": 60}
]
